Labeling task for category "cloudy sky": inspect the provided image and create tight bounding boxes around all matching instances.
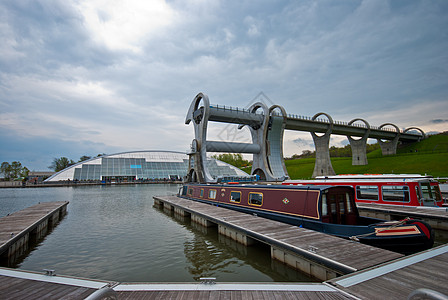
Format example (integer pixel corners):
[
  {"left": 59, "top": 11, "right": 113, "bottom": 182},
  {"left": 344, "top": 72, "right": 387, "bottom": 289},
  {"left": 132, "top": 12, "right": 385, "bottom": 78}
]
[{"left": 1, "top": 0, "right": 447, "bottom": 171}]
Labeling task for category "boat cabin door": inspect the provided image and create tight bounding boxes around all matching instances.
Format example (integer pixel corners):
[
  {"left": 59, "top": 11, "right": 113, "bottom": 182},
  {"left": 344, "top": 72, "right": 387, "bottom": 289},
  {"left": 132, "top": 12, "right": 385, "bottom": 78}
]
[
  {"left": 417, "top": 181, "right": 440, "bottom": 206},
  {"left": 322, "top": 190, "right": 356, "bottom": 225}
]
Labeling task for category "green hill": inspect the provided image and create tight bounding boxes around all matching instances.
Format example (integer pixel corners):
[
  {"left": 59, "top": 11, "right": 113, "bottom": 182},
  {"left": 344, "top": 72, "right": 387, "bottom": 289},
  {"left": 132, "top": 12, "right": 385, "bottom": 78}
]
[{"left": 285, "top": 133, "right": 448, "bottom": 179}]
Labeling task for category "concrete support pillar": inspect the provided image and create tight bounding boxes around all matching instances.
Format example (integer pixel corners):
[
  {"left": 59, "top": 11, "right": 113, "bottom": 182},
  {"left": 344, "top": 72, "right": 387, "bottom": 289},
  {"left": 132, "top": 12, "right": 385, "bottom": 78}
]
[
  {"left": 311, "top": 113, "right": 335, "bottom": 178},
  {"left": 377, "top": 123, "right": 400, "bottom": 156},
  {"left": 347, "top": 118, "right": 370, "bottom": 165}
]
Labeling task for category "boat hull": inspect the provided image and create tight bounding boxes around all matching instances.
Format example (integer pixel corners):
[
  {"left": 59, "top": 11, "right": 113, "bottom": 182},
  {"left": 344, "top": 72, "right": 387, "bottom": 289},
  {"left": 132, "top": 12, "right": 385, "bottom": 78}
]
[{"left": 180, "top": 183, "right": 434, "bottom": 254}]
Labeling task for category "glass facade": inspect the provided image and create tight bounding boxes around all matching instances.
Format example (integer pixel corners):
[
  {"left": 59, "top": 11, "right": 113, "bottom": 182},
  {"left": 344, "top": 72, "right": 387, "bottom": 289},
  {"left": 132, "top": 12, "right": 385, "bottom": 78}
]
[{"left": 45, "top": 151, "right": 248, "bottom": 182}]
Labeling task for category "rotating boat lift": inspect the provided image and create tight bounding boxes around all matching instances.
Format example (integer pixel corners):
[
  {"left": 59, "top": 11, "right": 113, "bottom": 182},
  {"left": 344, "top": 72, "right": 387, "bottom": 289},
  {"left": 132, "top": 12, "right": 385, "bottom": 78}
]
[
  {"left": 185, "top": 93, "right": 425, "bottom": 182},
  {"left": 185, "top": 93, "right": 288, "bottom": 183}
]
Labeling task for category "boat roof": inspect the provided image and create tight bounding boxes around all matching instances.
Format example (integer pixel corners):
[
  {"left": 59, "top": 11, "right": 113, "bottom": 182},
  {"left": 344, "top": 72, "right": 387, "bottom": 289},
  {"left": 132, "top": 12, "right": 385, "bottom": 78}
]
[
  {"left": 186, "top": 182, "right": 352, "bottom": 192},
  {"left": 285, "top": 174, "right": 436, "bottom": 184},
  {"left": 315, "top": 174, "right": 433, "bottom": 179}
]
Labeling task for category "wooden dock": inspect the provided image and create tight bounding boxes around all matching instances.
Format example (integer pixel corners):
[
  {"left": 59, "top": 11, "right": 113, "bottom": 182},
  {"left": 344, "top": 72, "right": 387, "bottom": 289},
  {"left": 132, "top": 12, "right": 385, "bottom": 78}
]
[
  {"left": 154, "top": 195, "right": 403, "bottom": 281},
  {"left": 0, "top": 201, "right": 68, "bottom": 264},
  {"left": 0, "top": 268, "right": 113, "bottom": 299},
  {"left": 357, "top": 203, "right": 448, "bottom": 230},
  {"left": 1, "top": 246, "right": 447, "bottom": 299},
  {"left": 329, "top": 244, "right": 448, "bottom": 299}
]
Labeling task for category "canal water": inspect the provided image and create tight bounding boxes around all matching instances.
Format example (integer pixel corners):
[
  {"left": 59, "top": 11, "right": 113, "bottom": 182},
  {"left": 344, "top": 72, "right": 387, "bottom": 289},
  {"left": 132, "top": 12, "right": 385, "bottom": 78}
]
[{"left": 0, "top": 184, "right": 315, "bottom": 283}]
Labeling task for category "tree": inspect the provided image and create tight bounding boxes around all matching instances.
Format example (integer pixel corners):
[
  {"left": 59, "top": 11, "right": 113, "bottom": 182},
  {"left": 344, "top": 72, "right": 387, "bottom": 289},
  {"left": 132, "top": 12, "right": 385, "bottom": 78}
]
[
  {"left": 1, "top": 161, "right": 29, "bottom": 180},
  {"left": 211, "top": 153, "right": 250, "bottom": 168},
  {"left": 1, "top": 162, "right": 11, "bottom": 179},
  {"left": 49, "top": 157, "right": 75, "bottom": 172},
  {"left": 79, "top": 155, "right": 91, "bottom": 162}
]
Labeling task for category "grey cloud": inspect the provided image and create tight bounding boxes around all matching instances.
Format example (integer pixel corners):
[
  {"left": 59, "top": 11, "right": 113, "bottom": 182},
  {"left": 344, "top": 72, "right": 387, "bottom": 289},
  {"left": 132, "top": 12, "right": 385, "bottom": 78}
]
[
  {"left": 430, "top": 119, "right": 448, "bottom": 124},
  {"left": 1, "top": 0, "right": 447, "bottom": 170}
]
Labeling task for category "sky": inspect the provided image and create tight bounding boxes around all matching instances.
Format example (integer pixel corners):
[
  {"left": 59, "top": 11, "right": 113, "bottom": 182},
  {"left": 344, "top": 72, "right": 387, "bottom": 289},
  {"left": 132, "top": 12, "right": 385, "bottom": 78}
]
[{"left": 0, "top": 0, "right": 447, "bottom": 171}]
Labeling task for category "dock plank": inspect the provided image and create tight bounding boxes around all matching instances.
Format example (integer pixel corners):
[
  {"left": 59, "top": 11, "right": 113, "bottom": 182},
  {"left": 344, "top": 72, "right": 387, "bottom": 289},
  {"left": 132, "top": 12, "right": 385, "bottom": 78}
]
[
  {"left": 115, "top": 289, "right": 355, "bottom": 300},
  {"left": 330, "top": 245, "right": 448, "bottom": 300},
  {"left": 0, "top": 275, "right": 97, "bottom": 299}
]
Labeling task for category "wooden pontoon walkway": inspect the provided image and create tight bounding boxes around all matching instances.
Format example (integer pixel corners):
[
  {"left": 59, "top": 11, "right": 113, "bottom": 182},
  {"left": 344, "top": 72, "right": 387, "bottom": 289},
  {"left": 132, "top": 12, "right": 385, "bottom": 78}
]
[
  {"left": 329, "top": 244, "right": 448, "bottom": 300},
  {"left": 0, "top": 268, "right": 112, "bottom": 299},
  {"left": 0, "top": 201, "right": 68, "bottom": 261},
  {"left": 0, "top": 267, "right": 354, "bottom": 299},
  {"left": 1, "top": 246, "right": 447, "bottom": 299},
  {"left": 154, "top": 195, "right": 403, "bottom": 280}
]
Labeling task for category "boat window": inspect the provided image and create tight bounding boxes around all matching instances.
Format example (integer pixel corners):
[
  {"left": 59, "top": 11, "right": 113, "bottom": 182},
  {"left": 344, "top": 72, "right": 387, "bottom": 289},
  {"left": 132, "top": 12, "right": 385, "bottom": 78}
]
[
  {"left": 330, "top": 202, "right": 336, "bottom": 214},
  {"left": 188, "top": 188, "right": 193, "bottom": 196},
  {"left": 200, "top": 189, "right": 204, "bottom": 198},
  {"left": 356, "top": 185, "right": 379, "bottom": 200},
  {"left": 322, "top": 194, "right": 328, "bottom": 216},
  {"left": 182, "top": 186, "right": 188, "bottom": 196},
  {"left": 415, "top": 186, "right": 421, "bottom": 202},
  {"left": 382, "top": 186, "right": 410, "bottom": 202},
  {"left": 421, "top": 182, "right": 432, "bottom": 199},
  {"left": 209, "top": 189, "right": 217, "bottom": 199},
  {"left": 346, "top": 193, "right": 352, "bottom": 213},
  {"left": 339, "top": 197, "right": 345, "bottom": 214},
  {"left": 249, "top": 193, "right": 263, "bottom": 206},
  {"left": 431, "top": 185, "right": 442, "bottom": 201},
  {"left": 230, "top": 191, "right": 241, "bottom": 203},
  {"left": 421, "top": 182, "right": 442, "bottom": 201}
]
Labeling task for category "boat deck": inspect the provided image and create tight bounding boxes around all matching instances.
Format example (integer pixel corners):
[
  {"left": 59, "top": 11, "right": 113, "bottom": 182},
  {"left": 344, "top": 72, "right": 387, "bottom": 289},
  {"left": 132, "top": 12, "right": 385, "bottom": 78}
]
[{"left": 357, "top": 202, "right": 448, "bottom": 230}]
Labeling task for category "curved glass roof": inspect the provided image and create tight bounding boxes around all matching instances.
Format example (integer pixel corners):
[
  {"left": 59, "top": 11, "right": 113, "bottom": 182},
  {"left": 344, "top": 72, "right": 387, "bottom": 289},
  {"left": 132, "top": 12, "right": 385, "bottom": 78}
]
[{"left": 45, "top": 150, "right": 248, "bottom": 182}]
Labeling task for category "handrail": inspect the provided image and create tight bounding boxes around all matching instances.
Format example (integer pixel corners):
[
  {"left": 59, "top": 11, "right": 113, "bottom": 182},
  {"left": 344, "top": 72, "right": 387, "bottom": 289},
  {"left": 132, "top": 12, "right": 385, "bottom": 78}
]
[{"left": 210, "top": 103, "right": 425, "bottom": 136}]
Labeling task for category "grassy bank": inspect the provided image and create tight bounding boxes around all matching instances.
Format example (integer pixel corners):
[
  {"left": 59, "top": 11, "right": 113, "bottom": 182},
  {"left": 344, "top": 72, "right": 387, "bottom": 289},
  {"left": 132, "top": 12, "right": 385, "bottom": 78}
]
[
  {"left": 241, "top": 133, "right": 448, "bottom": 179},
  {"left": 285, "top": 152, "right": 448, "bottom": 179},
  {"left": 286, "top": 133, "right": 448, "bottom": 179}
]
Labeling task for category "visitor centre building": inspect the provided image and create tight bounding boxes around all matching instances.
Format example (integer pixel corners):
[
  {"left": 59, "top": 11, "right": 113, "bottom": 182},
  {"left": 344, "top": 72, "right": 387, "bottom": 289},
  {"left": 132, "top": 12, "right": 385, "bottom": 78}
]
[{"left": 45, "top": 150, "right": 248, "bottom": 183}]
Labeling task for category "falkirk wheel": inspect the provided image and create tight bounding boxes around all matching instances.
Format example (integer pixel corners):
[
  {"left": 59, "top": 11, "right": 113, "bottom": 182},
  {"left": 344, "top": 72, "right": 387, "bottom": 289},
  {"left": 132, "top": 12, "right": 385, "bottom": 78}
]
[
  {"left": 184, "top": 93, "right": 425, "bottom": 181},
  {"left": 185, "top": 93, "right": 288, "bottom": 183}
]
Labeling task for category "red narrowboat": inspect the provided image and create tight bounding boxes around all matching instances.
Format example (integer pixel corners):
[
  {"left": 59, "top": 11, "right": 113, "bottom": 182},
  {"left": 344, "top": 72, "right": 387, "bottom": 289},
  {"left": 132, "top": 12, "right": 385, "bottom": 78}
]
[
  {"left": 180, "top": 183, "right": 434, "bottom": 254},
  {"left": 283, "top": 174, "right": 444, "bottom": 207}
]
